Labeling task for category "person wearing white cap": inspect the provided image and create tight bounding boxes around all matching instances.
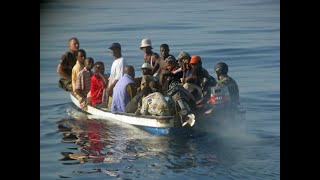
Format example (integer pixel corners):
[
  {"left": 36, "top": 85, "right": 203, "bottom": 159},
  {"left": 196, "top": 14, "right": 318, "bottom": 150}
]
[
  {"left": 139, "top": 62, "right": 157, "bottom": 91},
  {"left": 140, "top": 38, "right": 154, "bottom": 67}
]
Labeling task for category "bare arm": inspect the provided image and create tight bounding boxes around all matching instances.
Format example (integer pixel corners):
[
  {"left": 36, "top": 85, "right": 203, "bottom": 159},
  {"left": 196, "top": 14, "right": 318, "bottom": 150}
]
[
  {"left": 57, "top": 64, "right": 71, "bottom": 80},
  {"left": 106, "top": 79, "right": 118, "bottom": 94},
  {"left": 151, "top": 60, "right": 160, "bottom": 75},
  {"left": 75, "top": 89, "right": 86, "bottom": 101}
]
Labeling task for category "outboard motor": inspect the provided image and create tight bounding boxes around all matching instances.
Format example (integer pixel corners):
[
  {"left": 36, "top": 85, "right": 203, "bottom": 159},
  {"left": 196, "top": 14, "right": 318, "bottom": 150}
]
[
  {"left": 210, "top": 85, "right": 243, "bottom": 115},
  {"left": 167, "top": 78, "right": 196, "bottom": 127},
  {"left": 209, "top": 85, "right": 231, "bottom": 107}
]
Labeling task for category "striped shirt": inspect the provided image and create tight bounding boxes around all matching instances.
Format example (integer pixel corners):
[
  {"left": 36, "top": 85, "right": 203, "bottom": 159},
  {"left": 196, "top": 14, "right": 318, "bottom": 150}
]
[{"left": 75, "top": 67, "right": 92, "bottom": 96}]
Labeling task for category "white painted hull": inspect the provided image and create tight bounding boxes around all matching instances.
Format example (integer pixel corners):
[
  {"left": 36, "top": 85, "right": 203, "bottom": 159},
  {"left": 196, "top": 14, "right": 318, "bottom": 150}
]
[{"left": 70, "top": 93, "right": 176, "bottom": 128}]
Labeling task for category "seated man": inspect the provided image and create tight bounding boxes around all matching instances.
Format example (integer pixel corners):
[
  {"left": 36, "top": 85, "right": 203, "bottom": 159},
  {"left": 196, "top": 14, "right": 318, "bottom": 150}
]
[
  {"left": 177, "top": 51, "right": 192, "bottom": 80},
  {"left": 214, "top": 62, "right": 240, "bottom": 108},
  {"left": 182, "top": 55, "right": 214, "bottom": 101},
  {"left": 57, "top": 37, "right": 79, "bottom": 91},
  {"left": 125, "top": 85, "right": 153, "bottom": 113},
  {"left": 90, "top": 61, "right": 109, "bottom": 109},
  {"left": 111, "top": 65, "right": 137, "bottom": 113},
  {"left": 139, "top": 62, "right": 158, "bottom": 91},
  {"left": 159, "top": 55, "right": 183, "bottom": 95}
]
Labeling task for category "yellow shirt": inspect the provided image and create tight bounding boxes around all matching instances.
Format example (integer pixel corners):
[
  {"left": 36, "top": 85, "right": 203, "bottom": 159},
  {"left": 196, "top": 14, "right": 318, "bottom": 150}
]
[{"left": 71, "top": 61, "right": 84, "bottom": 92}]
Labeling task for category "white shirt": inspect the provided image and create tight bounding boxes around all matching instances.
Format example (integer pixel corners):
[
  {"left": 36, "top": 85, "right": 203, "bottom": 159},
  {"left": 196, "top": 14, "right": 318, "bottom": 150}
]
[{"left": 108, "top": 57, "right": 128, "bottom": 88}]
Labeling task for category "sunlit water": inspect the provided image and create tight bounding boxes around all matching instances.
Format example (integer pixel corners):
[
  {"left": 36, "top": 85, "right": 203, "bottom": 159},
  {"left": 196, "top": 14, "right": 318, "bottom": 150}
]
[{"left": 40, "top": 0, "right": 279, "bottom": 179}]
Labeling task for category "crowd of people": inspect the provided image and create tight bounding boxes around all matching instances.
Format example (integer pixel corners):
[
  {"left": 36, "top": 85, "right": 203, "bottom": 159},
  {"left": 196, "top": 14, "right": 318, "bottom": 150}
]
[{"left": 57, "top": 37, "right": 240, "bottom": 117}]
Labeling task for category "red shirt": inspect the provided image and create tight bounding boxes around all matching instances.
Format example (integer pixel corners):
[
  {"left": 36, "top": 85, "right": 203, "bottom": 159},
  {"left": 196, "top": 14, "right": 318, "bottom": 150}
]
[{"left": 90, "top": 74, "right": 106, "bottom": 105}]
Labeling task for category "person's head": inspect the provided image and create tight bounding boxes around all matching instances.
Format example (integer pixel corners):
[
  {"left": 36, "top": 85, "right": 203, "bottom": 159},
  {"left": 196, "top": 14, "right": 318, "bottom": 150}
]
[
  {"left": 164, "top": 55, "right": 178, "bottom": 71},
  {"left": 189, "top": 55, "right": 202, "bottom": 68},
  {"left": 94, "top": 61, "right": 105, "bottom": 74},
  {"left": 68, "top": 37, "right": 80, "bottom": 52},
  {"left": 84, "top": 57, "right": 94, "bottom": 70},
  {"left": 77, "top": 49, "right": 86, "bottom": 64},
  {"left": 108, "top": 42, "right": 122, "bottom": 58},
  {"left": 160, "top": 44, "right": 170, "bottom": 58},
  {"left": 140, "top": 38, "right": 153, "bottom": 53},
  {"left": 140, "top": 63, "right": 152, "bottom": 75},
  {"left": 177, "top": 51, "right": 191, "bottom": 66},
  {"left": 214, "top": 62, "right": 228, "bottom": 76},
  {"left": 124, "top": 65, "right": 135, "bottom": 79}
]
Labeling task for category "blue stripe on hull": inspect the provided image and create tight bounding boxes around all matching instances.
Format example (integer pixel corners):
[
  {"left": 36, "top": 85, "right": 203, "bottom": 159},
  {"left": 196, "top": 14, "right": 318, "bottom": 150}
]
[{"left": 141, "top": 126, "right": 193, "bottom": 135}]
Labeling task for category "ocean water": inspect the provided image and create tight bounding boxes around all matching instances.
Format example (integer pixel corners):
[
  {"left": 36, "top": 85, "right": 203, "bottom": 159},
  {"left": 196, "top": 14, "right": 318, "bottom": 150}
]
[{"left": 40, "top": 0, "right": 280, "bottom": 179}]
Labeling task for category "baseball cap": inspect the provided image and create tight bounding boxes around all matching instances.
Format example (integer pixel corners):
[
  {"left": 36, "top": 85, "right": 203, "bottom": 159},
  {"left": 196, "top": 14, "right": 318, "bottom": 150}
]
[
  {"left": 108, "top": 42, "right": 121, "bottom": 49},
  {"left": 190, "top": 55, "right": 201, "bottom": 64}
]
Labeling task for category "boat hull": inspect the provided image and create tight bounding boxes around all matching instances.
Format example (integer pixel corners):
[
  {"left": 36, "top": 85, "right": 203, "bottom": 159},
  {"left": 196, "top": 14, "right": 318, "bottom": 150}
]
[{"left": 70, "top": 93, "right": 185, "bottom": 135}]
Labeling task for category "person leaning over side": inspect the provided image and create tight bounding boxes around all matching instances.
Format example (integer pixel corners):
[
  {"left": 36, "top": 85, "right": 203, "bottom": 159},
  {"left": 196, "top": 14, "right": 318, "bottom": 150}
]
[
  {"left": 106, "top": 42, "right": 128, "bottom": 107},
  {"left": 57, "top": 37, "right": 80, "bottom": 91},
  {"left": 72, "top": 49, "right": 86, "bottom": 93},
  {"left": 111, "top": 65, "right": 137, "bottom": 113},
  {"left": 75, "top": 57, "right": 94, "bottom": 109}
]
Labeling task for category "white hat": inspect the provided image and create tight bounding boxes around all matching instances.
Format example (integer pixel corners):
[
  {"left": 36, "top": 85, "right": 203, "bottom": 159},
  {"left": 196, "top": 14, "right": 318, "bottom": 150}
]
[
  {"left": 140, "top": 63, "right": 152, "bottom": 69},
  {"left": 140, "top": 38, "right": 152, "bottom": 49}
]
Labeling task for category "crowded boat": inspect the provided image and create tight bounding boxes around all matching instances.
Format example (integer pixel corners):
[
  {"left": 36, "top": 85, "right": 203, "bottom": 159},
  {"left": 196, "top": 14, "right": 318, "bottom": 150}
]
[{"left": 57, "top": 37, "right": 242, "bottom": 130}]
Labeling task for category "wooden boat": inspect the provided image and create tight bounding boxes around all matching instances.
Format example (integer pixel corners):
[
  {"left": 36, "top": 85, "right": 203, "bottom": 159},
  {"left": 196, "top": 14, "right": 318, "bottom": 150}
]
[{"left": 70, "top": 93, "right": 192, "bottom": 135}]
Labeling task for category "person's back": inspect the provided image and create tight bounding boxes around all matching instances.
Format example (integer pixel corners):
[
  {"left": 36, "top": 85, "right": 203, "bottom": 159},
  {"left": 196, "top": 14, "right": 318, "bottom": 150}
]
[
  {"left": 217, "top": 75, "right": 239, "bottom": 105},
  {"left": 125, "top": 86, "right": 152, "bottom": 113},
  {"left": 214, "top": 62, "right": 240, "bottom": 107},
  {"left": 140, "top": 92, "right": 171, "bottom": 116},
  {"left": 111, "top": 65, "right": 137, "bottom": 113}
]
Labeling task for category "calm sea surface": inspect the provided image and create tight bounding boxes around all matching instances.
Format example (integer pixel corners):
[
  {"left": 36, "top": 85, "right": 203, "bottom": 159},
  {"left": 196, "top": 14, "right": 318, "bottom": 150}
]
[{"left": 40, "top": 0, "right": 279, "bottom": 179}]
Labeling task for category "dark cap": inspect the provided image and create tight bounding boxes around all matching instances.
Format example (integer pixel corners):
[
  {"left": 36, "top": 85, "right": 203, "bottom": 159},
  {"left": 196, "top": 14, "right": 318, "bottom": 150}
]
[{"left": 108, "top": 42, "right": 121, "bottom": 50}]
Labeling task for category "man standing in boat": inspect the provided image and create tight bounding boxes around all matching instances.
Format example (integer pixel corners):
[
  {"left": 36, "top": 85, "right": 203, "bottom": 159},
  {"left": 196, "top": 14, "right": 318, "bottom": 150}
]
[
  {"left": 106, "top": 42, "right": 128, "bottom": 107},
  {"left": 57, "top": 37, "right": 80, "bottom": 91}
]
